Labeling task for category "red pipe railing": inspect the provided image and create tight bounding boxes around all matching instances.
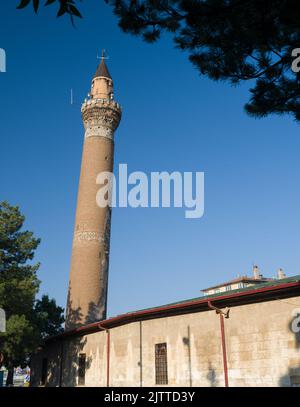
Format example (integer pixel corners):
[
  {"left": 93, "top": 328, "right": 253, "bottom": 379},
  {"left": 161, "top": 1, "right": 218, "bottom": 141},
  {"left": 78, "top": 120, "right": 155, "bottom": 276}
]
[{"left": 207, "top": 301, "right": 229, "bottom": 387}]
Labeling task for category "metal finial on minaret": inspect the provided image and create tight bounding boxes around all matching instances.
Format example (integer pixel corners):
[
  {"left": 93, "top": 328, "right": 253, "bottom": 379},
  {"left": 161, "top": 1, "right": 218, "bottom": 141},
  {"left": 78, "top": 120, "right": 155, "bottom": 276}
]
[
  {"left": 97, "top": 49, "right": 109, "bottom": 60},
  {"left": 66, "top": 55, "right": 121, "bottom": 330}
]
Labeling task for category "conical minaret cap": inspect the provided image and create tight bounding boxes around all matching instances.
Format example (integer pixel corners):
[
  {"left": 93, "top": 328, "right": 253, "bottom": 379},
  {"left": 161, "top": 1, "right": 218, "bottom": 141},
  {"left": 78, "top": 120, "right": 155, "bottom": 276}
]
[{"left": 94, "top": 51, "right": 112, "bottom": 80}]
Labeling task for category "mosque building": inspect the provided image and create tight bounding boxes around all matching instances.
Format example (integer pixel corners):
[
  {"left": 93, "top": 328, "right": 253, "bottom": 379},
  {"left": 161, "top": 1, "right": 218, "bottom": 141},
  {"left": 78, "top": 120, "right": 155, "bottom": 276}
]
[{"left": 30, "top": 56, "right": 300, "bottom": 387}]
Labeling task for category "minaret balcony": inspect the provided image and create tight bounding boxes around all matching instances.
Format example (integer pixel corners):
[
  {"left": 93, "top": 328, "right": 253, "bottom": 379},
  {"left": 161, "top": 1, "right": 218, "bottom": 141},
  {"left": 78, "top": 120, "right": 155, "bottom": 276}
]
[{"left": 81, "top": 98, "right": 121, "bottom": 113}]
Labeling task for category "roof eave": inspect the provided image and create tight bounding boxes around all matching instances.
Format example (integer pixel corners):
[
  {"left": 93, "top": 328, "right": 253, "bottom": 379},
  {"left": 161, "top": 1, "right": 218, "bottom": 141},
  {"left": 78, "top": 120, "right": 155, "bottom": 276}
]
[{"left": 44, "top": 279, "right": 300, "bottom": 344}]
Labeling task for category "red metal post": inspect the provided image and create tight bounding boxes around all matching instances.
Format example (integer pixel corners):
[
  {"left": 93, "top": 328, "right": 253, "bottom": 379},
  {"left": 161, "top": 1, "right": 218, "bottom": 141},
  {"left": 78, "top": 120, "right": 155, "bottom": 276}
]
[
  {"left": 219, "top": 313, "right": 229, "bottom": 387},
  {"left": 106, "top": 329, "right": 110, "bottom": 387},
  {"left": 207, "top": 301, "right": 229, "bottom": 387}
]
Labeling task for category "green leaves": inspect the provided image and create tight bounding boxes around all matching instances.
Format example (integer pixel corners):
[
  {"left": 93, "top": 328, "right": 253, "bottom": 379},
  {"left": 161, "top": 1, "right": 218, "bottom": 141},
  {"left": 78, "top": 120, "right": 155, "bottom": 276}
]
[
  {"left": 17, "top": 0, "right": 39, "bottom": 13},
  {"left": 0, "top": 314, "right": 40, "bottom": 368},
  {"left": 16, "top": 0, "right": 83, "bottom": 21},
  {"left": 106, "top": 0, "right": 300, "bottom": 121},
  {"left": 13, "top": 1, "right": 300, "bottom": 119},
  {"left": 69, "top": 4, "right": 82, "bottom": 18},
  {"left": 57, "top": 1, "right": 82, "bottom": 27},
  {"left": 34, "top": 295, "right": 64, "bottom": 339},
  {"left": 16, "top": 0, "right": 32, "bottom": 9},
  {"left": 0, "top": 202, "right": 40, "bottom": 271},
  {"left": 0, "top": 202, "right": 64, "bottom": 370}
]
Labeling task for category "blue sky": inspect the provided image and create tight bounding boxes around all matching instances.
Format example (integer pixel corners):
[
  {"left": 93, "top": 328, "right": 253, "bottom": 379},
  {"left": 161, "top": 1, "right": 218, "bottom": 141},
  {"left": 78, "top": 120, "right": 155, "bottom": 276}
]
[{"left": 1, "top": 1, "right": 300, "bottom": 317}]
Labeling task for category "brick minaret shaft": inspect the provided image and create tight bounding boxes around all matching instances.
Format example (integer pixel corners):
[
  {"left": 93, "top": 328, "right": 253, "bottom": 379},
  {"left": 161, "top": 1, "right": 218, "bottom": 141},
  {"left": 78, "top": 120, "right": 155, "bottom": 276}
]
[{"left": 66, "top": 54, "right": 121, "bottom": 330}]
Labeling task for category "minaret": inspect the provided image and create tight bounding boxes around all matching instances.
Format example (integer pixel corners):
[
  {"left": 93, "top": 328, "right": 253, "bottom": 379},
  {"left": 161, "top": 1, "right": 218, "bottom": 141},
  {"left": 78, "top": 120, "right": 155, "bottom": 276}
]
[{"left": 66, "top": 52, "right": 121, "bottom": 329}]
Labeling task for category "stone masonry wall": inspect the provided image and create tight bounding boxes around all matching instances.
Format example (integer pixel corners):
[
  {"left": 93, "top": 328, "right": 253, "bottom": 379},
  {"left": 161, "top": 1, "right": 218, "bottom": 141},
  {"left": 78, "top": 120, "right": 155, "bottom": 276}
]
[{"left": 30, "top": 295, "right": 300, "bottom": 387}]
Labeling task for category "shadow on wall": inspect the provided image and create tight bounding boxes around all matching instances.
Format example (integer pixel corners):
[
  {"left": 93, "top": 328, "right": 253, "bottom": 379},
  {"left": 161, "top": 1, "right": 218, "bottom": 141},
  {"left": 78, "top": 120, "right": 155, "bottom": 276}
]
[
  {"left": 182, "top": 326, "right": 193, "bottom": 387},
  {"left": 66, "top": 282, "right": 107, "bottom": 329},
  {"left": 206, "top": 361, "right": 218, "bottom": 387},
  {"left": 41, "top": 295, "right": 105, "bottom": 387},
  {"left": 182, "top": 326, "right": 219, "bottom": 387},
  {"left": 58, "top": 337, "right": 91, "bottom": 387},
  {"left": 279, "top": 314, "right": 300, "bottom": 387}
]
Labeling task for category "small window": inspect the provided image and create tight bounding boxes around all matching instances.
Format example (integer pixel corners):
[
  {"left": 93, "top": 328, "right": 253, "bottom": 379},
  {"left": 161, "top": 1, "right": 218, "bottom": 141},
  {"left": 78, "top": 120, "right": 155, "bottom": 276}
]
[
  {"left": 215, "top": 288, "right": 220, "bottom": 294},
  {"left": 238, "top": 282, "right": 244, "bottom": 289},
  {"left": 78, "top": 353, "right": 86, "bottom": 386},
  {"left": 155, "top": 343, "right": 168, "bottom": 385},
  {"left": 226, "top": 285, "right": 231, "bottom": 291},
  {"left": 41, "top": 357, "right": 48, "bottom": 385}
]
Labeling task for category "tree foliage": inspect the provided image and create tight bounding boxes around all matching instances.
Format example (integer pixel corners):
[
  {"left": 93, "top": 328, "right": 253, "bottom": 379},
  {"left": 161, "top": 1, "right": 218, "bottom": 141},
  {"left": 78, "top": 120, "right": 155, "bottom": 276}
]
[
  {"left": 106, "top": 0, "right": 300, "bottom": 121},
  {"left": 16, "top": 0, "right": 300, "bottom": 121},
  {"left": 0, "top": 202, "right": 64, "bottom": 383},
  {"left": 16, "top": 0, "right": 82, "bottom": 25},
  {"left": 34, "top": 294, "right": 64, "bottom": 339},
  {"left": 0, "top": 201, "right": 40, "bottom": 321}
]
